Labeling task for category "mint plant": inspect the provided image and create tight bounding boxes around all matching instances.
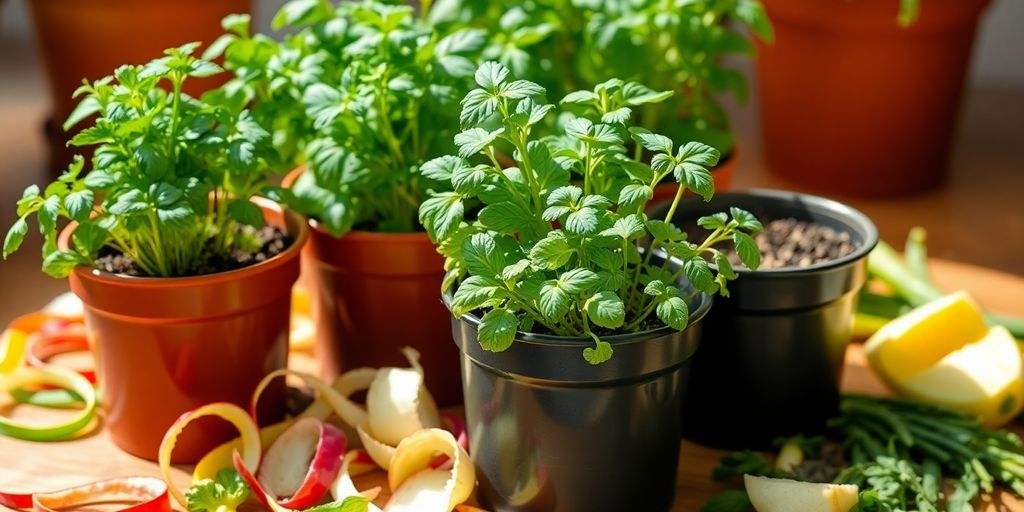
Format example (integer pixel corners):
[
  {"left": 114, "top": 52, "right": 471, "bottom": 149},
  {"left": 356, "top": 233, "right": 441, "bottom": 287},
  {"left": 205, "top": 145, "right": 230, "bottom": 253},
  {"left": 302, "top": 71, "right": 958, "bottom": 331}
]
[
  {"left": 420, "top": 62, "right": 762, "bottom": 364},
  {"left": 3, "top": 44, "right": 283, "bottom": 278},
  {"left": 206, "top": 0, "right": 487, "bottom": 235},
  {"left": 429, "top": 0, "right": 773, "bottom": 155}
]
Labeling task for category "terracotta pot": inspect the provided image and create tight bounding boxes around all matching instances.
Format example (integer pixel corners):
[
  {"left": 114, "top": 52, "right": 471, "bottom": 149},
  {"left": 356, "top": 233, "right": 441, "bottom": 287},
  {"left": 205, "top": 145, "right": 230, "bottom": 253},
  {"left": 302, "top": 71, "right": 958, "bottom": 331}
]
[
  {"left": 283, "top": 169, "right": 462, "bottom": 407},
  {"left": 58, "top": 198, "right": 307, "bottom": 462},
  {"left": 757, "top": 0, "right": 990, "bottom": 197},
  {"left": 28, "top": 0, "right": 250, "bottom": 172},
  {"left": 650, "top": 147, "right": 738, "bottom": 208}
]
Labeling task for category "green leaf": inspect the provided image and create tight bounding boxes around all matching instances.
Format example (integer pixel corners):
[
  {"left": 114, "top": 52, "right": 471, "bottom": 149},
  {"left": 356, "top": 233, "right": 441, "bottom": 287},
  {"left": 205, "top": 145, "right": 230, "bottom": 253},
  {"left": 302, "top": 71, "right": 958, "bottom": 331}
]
[
  {"left": 559, "top": 268, "right": 599, "bottom": 294},
  {"left": 529, "top": 233, "right": 574, "bottom": 270},
  {"left": 42, "top": 250, "right": 86, "bottom": 278},
  {"left": 644, "top": 280, "right": 667, "bottom": 297},
  {"left": 674, "top": 142, "right": 720, "bottom": 201},
  {"left": 622, "top": 82, "right": 674, "bottom": 106},
  {"left": 477, "top": 308, "right": 518, "bottom": 352},
  {"left": 460, "top": 88, "right": 497, "bottom": 126},
  {"left": 474, "top": 61, "right": 510, "bottom": 91},
  {"left": 419, "top": 192, "right": 464, "bottom": 242},
  {"left": 646, "top": 220, "right": 686, "bottom": 242},
  {"left": 63, "top": 96, "right": 102, "bottom": 131},
  {"left": 630, "top": 129, "right": 673, "bottom": 154},
  {"left": 462, "top": 233, "right": 508, "bottom": 278},
  {"left": 302, "top": 495, "right": 370, "bottom": 512},
  {"left": 601, "top": 214, "right": 645, "bottom": 240},
  {"left": 735, "top": 0, "right": 775, "bottom": 43},
  {"left": 618, "top": 183, "right": 653, "bottom": 211},
  {"left": 564, "top": 208, "right": 600, "bottom": 235},
  {"left": 684, "top": 258, "right": 716, "bottom": 293},
  {"left": 585, "top": 291, "right": 625, "bottom": 329},
  {"left": 583, "top": 340, "right": 613, "bottom": 365},
  {"left": 698, "top": 213, "right": 728, "bottom": 230},
  {"left": 3, "top": 217, "right": 28, "bottom": 258},
  {"left": 227, "top": 200, "right": 264, "bottom": 227},
  {"left": 715, "top": 252, "right": 737, "bottom": 279},
  {"left": 479, "top": 202, "right": 533, "bottom": 234},
  {"left": 437, "top": 29, "right": 487, "bottom": 56},
  {"left": 500, "top": 80, "right": 545, "bottom": 100},
  {"left": 561, "top": 90, "right": 599, "bottom": 105},
  {"left": 71, "top": 222, "right": 108, "bottom": 258},
  {"left": 730, "top": 207, "right": 763, "bottom": 233},
  {"left": 455, "top": 127, "right": 504, "bottom": 158},
  {"left": 656, "top": 296, "right": 689, "bottom": 330},
  {"left": 601, "top": 107, "right": 632, "bottom": 125},
  {"left": 500, "top": 259, "right": 531, "bottom": 281},
  {"left": 538, "top": 280, "right": 571, "bottom": 319},
  {"left": 733, "top": 232, "right": 761, "bottom": 270},
  {"left": 420, "top": 156, "right": 467, "bottom": 182},
  {"left": 272, "top": 0, "right": 329, "bottom": 29},
  {"left": 452, "top": 275, "right": 504, "bottom": 316},
  {"left": 62, "top": 190, "right": 93, "bottom": 222}
]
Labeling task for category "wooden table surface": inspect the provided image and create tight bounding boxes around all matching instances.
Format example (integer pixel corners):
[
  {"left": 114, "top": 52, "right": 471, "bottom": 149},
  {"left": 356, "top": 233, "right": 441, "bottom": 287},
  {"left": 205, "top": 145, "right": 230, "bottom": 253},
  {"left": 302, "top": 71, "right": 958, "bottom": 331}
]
[{"left": 2, "top": 258, "right": 1023, "bottom": 511}]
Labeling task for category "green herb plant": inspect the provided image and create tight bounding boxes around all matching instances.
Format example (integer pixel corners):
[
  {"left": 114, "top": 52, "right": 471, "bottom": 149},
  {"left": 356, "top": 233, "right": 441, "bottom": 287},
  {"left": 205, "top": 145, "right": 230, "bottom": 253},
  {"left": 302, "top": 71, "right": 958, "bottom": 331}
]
[
  {"left": 429, "top": 0, "right": 773, "bottom": 155},
  {"left": 3, "top": 44, "right": 282, "bottom": 278},
  {"left": 419, "top": 62, "right": 762, "bottom": 364},
  {"left": 704, "top": 394, "right": 1024, "bottom": 512},
  {"left": 186, "top": 468, "right": 252, "bottom": 512},
  {"left": 207, "top": 0, "right": 487, "bottom": 235}
]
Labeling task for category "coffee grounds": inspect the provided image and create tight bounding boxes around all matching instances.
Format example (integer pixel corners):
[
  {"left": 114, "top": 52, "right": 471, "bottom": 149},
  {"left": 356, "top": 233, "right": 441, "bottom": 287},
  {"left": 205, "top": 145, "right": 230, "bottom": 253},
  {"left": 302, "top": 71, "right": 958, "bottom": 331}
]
[
  {"left": 93, "top": 225, "right": 292, "bottom": 277},
  {"left": 731, "top": 218, "right": 858, "bottom": 270}
]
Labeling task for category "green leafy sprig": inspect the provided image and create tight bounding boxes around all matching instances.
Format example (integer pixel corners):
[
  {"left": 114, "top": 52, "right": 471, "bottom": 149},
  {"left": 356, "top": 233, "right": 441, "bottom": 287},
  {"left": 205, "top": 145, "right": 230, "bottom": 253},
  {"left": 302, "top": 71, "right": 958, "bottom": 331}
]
[
  {"left": 3, "top": 44, "right": 283, "bottom": 278},
  {"left": 419, "top": 62, "right": 761, "bottom": 364},
  {"left": 207, "top": 0, "right": 487, "bottom": 235},
  {"left": 429, "top": 0, "right": 773, "bottom": 154}
]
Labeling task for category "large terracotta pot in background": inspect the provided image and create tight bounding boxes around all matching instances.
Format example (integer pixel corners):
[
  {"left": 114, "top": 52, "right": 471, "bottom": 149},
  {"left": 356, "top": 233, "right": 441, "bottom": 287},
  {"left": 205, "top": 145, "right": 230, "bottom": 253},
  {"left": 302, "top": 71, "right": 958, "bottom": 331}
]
[
  {"left": 284, "top": 169, "right": 462, "bottom": 407},
  {"left": 58, "top": 198, "right": 306, "bottom": 462},
  {"left": 28, "top": 0, "right": 250, "bottom": 171},
  {"left": 757, "top": 0, "right": 990, "bottom": 197}
]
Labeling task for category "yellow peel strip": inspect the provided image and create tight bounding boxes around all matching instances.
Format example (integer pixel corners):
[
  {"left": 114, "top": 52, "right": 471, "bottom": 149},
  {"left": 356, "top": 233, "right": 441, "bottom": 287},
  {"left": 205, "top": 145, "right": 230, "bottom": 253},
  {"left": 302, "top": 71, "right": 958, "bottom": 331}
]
[{"left": 385, "top": 429, "right": 475, "bottom": 512}]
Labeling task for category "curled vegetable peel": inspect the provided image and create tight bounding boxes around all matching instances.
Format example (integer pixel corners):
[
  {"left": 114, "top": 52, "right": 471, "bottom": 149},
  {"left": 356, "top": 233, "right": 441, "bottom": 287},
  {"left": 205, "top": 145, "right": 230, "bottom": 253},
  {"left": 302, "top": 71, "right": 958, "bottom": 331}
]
[
  {"left": 158, "top": 403, "right": 261, "bottom": 508},
  {"left": 257, "top": 417, "right": 346, "bottom": 509},
  {"left": 0, "top": 365, "right": 97, "bottom": 441},
  {"left": 385, "top": 429, "right": 475, "bottom": 512},
  {"left": 0, "top": 476, "right": 170, "bottom": 512}
]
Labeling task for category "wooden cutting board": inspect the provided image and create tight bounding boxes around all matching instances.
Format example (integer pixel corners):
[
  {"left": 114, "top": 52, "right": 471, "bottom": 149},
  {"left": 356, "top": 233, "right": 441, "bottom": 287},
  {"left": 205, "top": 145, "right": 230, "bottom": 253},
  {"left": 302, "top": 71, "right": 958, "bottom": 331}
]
[{"left": 1, "top": 259, "right": 1022, "bottom": 511}]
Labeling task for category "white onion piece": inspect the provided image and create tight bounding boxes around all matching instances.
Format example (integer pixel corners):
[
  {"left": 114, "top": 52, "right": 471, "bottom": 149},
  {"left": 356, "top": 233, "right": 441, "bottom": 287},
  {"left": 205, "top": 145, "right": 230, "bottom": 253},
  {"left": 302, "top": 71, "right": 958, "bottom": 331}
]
[
  {"left": 331, "top": 451, "right": 384, "bottom": 511},
  {"left": 357, "top": 423, "right": 397, "bottom": 470}
]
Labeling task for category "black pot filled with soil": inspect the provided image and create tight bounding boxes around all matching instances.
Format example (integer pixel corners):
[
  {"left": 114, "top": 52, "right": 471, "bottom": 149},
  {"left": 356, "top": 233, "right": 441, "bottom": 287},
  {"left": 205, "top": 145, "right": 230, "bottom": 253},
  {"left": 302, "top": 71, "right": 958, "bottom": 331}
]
[
  {"left": 446, "top": 253, "right": 712, "bottom": 512},
  {"left": 659, "top": 189, "right": 878, "bottom": 450}
]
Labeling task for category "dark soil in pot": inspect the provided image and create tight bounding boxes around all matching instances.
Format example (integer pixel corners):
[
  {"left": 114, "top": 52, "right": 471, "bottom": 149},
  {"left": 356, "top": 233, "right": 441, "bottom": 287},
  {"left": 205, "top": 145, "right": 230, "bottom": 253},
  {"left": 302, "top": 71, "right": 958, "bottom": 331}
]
[
  {"left": 661, "top": 189, "right": 878, "bottom": 451},
  {"left": 93, "top": 225, "right": 292, "bottom": 276},
  {"left": 448, "top": 254, "right": 712, "bottom": 512}
]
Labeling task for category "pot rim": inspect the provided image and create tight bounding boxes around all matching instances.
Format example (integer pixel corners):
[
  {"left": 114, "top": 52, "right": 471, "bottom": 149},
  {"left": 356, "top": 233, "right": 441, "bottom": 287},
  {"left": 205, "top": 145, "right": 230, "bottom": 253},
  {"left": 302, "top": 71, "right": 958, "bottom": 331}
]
[
  {"left": 676, "top": 188, "right": 879, "bottom": 276},
  {"left": 442, "top": 254, "right": 714, "bottom": 348},
  {"left": 56, "top": 196, "right": 309, "bottom": 286}
]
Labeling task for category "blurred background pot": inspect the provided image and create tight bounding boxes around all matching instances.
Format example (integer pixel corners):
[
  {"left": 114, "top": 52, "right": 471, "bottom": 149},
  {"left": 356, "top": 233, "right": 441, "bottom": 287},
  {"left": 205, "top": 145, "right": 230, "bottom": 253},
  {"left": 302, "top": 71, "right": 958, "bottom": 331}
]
[
  {"left": 27, "top": 0, "right": 250, "bottom": 173},
  {"left": 757, "top": 0, "right": 991, "bottom": 197},
  {"left": 283, "top": 168, "right": 461, "bottom": 407},
  {"left": 447, "top": 256, "right": 711, "bottom": 512},
  {"left": 665, "top": 190, "right": 878, "bottom": 450},
  {"left": 57, "top": 198, "right": 305, "bottom": 462}
]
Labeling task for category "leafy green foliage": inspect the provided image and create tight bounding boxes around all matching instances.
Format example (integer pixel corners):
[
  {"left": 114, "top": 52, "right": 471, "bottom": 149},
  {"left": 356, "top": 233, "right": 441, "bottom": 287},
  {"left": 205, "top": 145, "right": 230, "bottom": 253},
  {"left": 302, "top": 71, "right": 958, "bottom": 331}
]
[
  {"left": 421, "top": 62, "right": 760, "bottom": 363},
  {"left": 4, "top": 44, "right": 281, "bottom": 278},
  {"left": 185, "top": 468, "right": 251, "bottom": 512},
  {"left": 429, "top": 0, "right": 773, "bottom": 154},
  {"left": 209, "top": 0, "right": 486, "bottom": 235}
]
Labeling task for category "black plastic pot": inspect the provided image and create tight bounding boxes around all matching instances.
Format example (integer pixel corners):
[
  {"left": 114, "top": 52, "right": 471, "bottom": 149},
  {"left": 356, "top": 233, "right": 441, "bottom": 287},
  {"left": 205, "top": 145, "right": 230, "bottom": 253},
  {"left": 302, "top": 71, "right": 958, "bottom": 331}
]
[
  {"left": 446, "top": 258, "right": 712, "bottom": 512},
  {"left": 663, "top": 189, "right": 878, "bottom": 450}
]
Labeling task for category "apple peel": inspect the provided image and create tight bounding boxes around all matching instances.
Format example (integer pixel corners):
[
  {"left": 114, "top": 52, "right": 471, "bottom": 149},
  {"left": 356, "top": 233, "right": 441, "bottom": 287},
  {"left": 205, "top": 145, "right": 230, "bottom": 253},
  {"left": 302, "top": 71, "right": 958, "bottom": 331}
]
[
  {"left": 234, "top": 451, "right": 379, "bottom": 512},
  {"left": 257, "top": 417, "right": 346, "bottom": 509},
  {"left": 252, "top": 369, "right": 371, "bottom": 428},
  {"left": 158, "top": 403, "right": 261, "bottom": 508},
  {"left": 331, "top": 452, "right": 384, "bottom": 511},
  {"left": 385, "top": 429, "right": 475, "bottom": 512},
  {"left": 0, "top": 476, "right": 170, "bottom": 512},
  {"left": 0, "top": 365, "right": 97, "bottom": 441}
]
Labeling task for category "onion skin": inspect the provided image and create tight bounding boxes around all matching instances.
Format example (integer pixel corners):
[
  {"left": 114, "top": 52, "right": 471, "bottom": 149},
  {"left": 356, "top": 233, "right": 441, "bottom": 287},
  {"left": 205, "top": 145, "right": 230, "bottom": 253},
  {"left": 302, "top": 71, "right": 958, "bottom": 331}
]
[{"left": 258, "top": 418, "right": 347, "bottom": 510}]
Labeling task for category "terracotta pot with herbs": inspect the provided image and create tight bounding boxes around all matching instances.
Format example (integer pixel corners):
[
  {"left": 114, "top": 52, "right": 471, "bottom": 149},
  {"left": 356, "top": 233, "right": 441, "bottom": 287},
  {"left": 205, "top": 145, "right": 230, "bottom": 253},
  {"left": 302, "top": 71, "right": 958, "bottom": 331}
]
[
  {"left": 429, "top": 0, "right": 774, "bottom": 205},
  {"left": 421, "top": 61, "right": 762, "bottom": 511},
  {"left": 205, "top": 0, "right": 488, "bottom": 406},
  {"left": 3, "top": 45, "right": 305, "bottom": 462}
]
